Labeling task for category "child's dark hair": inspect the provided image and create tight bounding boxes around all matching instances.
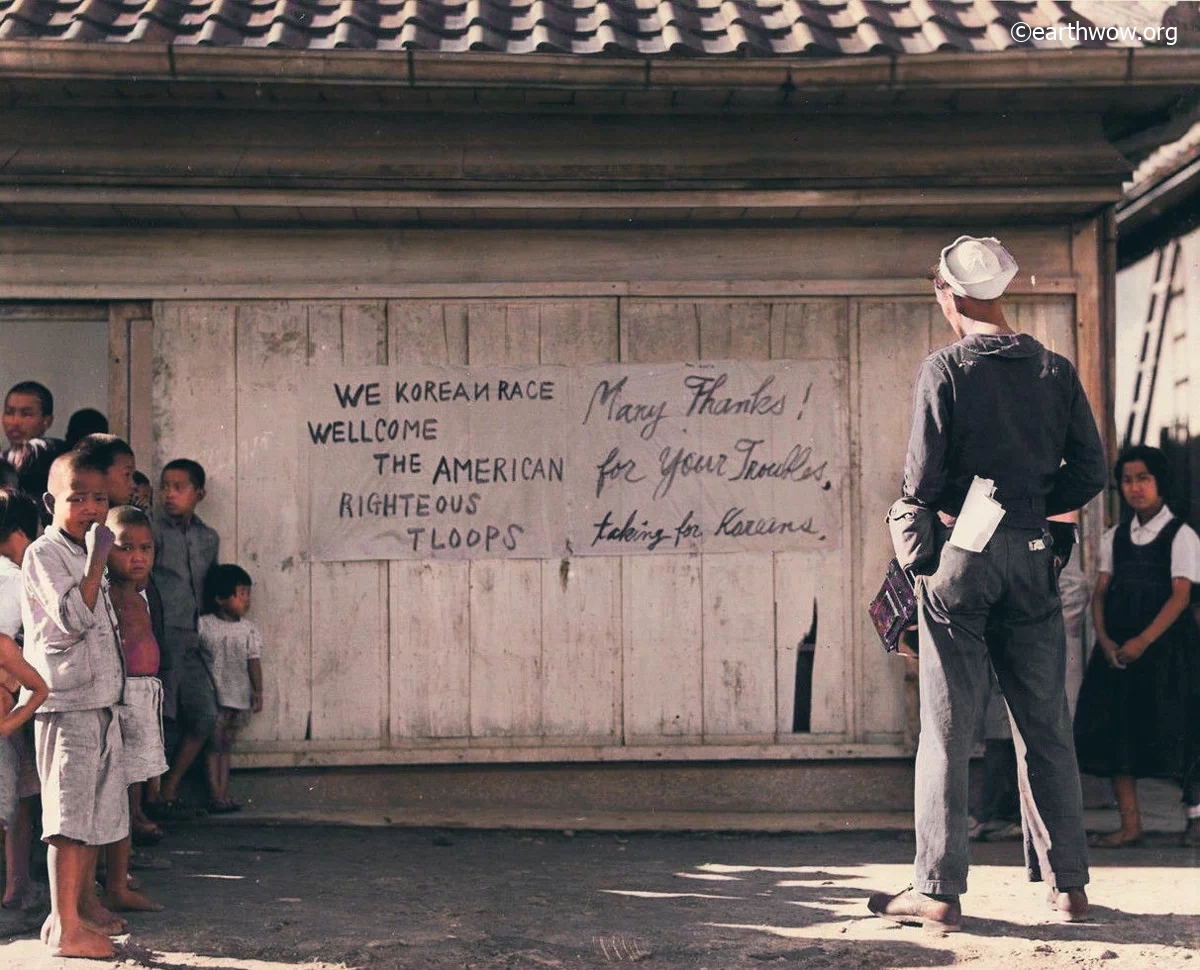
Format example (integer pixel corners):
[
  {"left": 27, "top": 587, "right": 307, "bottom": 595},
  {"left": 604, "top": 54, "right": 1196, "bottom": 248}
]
[
  {"left": 0, "top": 489, "right": 41, "bottom": 545},
  {"left": 106, "top": 505, "right": 151, "bottom": 531},
  {"left": 132, "top": 470, "right": 151, "bottom": 487},
  {"left": 0, "top": 458, "right": 17, "bottom": 492},
  {"left": 65, "top": 409, "right": 110, "bottom": 449},
  {"left": 1114, "top": 445, "right": 1169, "bottom": 497},
  {"left": 6, "top": 381, "right": 53, "bottom": 417},
  {"left": 73, "top": 433, "right": 134, "bottom": 471},
  {"left": 204, "top": 563, "right": 252, "bottom": 614},
  {"left": 163, "top": 458, "right": 206, "bottom": 491},
  {"left": 49, "top": 449, "right": 107, "bottom": 483}
]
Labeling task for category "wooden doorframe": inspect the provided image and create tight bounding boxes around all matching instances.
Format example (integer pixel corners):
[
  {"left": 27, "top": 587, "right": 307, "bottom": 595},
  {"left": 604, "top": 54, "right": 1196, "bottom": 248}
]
[
  {"left": 1071, "top": 210, "right": 1119, "bottom": 579},
  {"left": 107, "top": 302, "right": 154, "bottom": 471}
]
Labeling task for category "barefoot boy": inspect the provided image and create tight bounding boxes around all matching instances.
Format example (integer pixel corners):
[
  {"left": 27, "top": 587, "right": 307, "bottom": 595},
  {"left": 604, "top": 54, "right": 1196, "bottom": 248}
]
[
  {"left": 101, "top": 505, "right": 165, "bottom": 913},
  {"left": 152, "top": 459, "right": 219, "bottom": 813},
  {"left": 22, "top": 451, "right": 127, "bottom": 958},
  {"left": 199, "top": 564, "right": 264, "bottom": 812}
]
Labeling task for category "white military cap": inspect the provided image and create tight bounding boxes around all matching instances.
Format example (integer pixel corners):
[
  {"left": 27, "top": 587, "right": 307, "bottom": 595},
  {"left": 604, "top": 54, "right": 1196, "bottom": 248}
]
[{"left": 938, "top": 235, "right": 1018, "bottom": 300}]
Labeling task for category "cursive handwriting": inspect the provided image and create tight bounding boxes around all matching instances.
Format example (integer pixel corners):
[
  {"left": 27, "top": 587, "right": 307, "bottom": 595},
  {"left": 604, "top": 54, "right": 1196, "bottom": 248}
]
[
  {"left": 582, "top": 377, "right": 668, "bottom": 441},
  {"left": 594, "top": 446, "right": 645, "bottom": 499},
  {"left": 714, "top": 507, "right": 820, "bottom": 539},
  {"left": 684, "top": 373, "right": 787, "bottom": 419},
  {"left": 729, "top": 439, "right": 829, "bottom": 486},
  {"left": 591, "top": 509, "right": 669, "bottom": 551}
]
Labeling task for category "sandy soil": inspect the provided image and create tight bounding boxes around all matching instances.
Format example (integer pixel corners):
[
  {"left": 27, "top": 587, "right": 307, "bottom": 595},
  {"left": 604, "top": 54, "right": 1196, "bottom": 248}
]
[{"left": 0, "top": 825, "right": 1196, "bottom": 970}]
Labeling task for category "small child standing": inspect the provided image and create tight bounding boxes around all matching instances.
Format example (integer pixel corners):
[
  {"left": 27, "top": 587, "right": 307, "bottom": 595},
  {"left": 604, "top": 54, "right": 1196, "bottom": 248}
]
[
  {"left": 22, "top": 452, "right": 127, "bottom": 959},
  {"left": 0, "top": 489, "right": 49, "bottom": 912},
  {"left": 102, "top": 505, "right": 165, "bottom": 913},
  {"left": 198, "top": 565, "right": 262, "bottom": 813},
  {"left": 151, "top": 459, "right": 220, "bottom": 814}
]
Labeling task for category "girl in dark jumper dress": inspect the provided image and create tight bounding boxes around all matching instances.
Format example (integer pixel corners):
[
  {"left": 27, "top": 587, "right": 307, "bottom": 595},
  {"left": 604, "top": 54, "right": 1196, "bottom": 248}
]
[{"left": 1074, "top": 446, "right": 1200, "bottom": 847}]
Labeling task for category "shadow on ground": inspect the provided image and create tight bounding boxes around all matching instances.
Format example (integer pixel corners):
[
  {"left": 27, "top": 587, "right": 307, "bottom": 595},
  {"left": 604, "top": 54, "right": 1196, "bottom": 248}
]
[{"left": 1, "top": 826, "right": 1196, "bottom": 969}]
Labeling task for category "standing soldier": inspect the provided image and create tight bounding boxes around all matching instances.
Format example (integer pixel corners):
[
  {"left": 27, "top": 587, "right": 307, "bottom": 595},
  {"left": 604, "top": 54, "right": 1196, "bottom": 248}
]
[{"left": 870, "top": 236, "right": 1108, "bottom": 931}]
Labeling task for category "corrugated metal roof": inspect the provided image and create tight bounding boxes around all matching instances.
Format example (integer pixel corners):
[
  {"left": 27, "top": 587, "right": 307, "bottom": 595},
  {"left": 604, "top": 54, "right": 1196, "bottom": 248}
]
[{"left": 0, "top": 0, "right": 1174, "bottom": 55}]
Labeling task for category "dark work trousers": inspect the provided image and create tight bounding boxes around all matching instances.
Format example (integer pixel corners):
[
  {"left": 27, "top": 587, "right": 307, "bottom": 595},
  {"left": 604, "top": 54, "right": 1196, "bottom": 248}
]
[{"left": 914, "top": 525, "right": 1089, "bottom": 895}]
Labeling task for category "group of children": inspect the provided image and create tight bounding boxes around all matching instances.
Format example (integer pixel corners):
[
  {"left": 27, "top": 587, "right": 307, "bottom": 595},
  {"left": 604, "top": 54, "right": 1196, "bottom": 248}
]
[{"left": 0, "top": 381, "right": 265, "bottom": 958}]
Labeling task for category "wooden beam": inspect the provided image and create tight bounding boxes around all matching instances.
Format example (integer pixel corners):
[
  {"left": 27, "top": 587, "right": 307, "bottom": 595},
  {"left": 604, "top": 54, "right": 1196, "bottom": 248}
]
[
  {"left": 2, "top": 278, "right": 1080, "bottom": 301},
  {"left": 0, "top": 186, "right": 1122, "bottom": 212},
  {"left": 230, "top": 739, "right": 913, "bottom": 769},
  {"left": 0, "top": 223, "right": 1077, "bottom": 299},
  {"left": 0, "top": 302, "right": 107, "bottom": 321},
  {"left": 1, "top": 41, "right": 1197, "bottom": 94}
]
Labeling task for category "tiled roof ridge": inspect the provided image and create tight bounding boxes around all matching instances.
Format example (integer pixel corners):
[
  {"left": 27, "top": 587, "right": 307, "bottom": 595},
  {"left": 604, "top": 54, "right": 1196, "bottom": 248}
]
[
  {"left": 1126, "top": 120, "right": 1200, "bottom": 193},
  {"left": 0, "top": 0, "right": 1167, "bottom": 54}
]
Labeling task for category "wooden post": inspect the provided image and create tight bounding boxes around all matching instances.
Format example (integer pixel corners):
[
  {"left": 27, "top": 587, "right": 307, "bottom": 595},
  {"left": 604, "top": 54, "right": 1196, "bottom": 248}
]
[
  {"left": 107, "top": 302, "right": 154, "bottom": 468},
  {"left": 1072, "top": 212, "right": 1118, "bottom": 576},
  {"left": 107, "top": 303, "right": 133, "bottom": 441}
]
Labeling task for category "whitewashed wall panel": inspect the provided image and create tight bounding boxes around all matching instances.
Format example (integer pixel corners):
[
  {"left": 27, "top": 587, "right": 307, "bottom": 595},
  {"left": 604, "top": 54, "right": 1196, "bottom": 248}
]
[
  {"left": 855, "top": 300, "right": 941, "bottom": 740},
  {"left": 151, "top": 290, "right": 1065, "bottom": 760},
  {"left": 387, "top": 301, "right": 472, "bottom": 739},
  {"left": 310, "top": 302, "right": 390, "bottom": 742},
  {"left": 619, "top": 302, "right": 705, "bottom": 740},
  {"left": 771, "top": 300, "right": 852, "bottom": 738},
  {"left": 539, "top": 301, "right": 623, "bottom": 741}
]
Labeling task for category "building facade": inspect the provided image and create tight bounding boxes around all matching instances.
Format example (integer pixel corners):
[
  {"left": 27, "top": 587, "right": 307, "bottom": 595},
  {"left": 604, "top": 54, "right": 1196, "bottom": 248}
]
[{"left": 2, "top": 6, "right": 1196, "bottom": 801}]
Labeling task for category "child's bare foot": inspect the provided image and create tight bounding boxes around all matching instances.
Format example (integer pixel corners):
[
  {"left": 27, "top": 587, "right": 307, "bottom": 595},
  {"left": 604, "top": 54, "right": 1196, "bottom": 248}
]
[
  {"left": 2, "top": 883, "right": 45, "bottom": 911},
  {"left": 102, "top": 885, "right": 164, "bottom": 913},
  {"left": 46, "top": 916, "right": 115, "bottom": 959},
  {"left": 80, "top": 895, "right": 128, "bottom": 934},
  {"left": 1088, "top": 828, "right": 1143, "bottom": 848}
]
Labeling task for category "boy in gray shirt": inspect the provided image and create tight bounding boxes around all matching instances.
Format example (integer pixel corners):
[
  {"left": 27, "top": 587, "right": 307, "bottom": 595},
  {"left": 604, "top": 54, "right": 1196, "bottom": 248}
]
[
  {"left": 23, "top": 451, "right": 127, "bottom": 958},
  {"left": 151, "top": 458, "right": 219, "bottom": 812}
]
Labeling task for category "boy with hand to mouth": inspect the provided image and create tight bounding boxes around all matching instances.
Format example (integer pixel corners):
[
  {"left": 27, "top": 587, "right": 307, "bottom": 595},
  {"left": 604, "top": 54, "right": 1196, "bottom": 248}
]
[{"left": 22, "top": 452, "right": 128, "bottom": 958}]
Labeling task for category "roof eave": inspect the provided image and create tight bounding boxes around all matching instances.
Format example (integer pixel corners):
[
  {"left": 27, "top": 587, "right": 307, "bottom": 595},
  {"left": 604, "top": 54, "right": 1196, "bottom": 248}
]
[{"left": 0, "top": 42, "right": 1198, "bottom": 93}]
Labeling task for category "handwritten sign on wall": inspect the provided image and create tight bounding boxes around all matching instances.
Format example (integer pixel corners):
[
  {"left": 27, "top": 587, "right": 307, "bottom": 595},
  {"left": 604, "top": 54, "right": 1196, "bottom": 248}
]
[{"left": 303, "top": 361, "right": 845, "bottom": 561}]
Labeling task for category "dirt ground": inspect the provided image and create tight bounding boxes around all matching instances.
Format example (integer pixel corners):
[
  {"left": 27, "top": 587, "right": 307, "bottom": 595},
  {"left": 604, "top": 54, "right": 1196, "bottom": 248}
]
[{"left": 0, "top": 823, "right": 1197, "bottom": 970}]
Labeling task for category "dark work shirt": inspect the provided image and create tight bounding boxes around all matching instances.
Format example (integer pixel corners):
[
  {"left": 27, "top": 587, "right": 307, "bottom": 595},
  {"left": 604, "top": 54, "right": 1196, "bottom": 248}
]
[
  {"left": 902, "top": 333, "right": 1107, "bottom": 529},
  {"left": 151, "top": 510, "right": 219, "bottom": 651}
]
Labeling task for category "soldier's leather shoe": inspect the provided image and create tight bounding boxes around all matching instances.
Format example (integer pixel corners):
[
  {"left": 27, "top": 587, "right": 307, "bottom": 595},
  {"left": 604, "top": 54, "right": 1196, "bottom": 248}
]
[
  {"left": 1048, "top": 887, "right": 1090, "bottom": 922},
  {"left": 867, "top": 887, "right": 961, "bottom": 931}
]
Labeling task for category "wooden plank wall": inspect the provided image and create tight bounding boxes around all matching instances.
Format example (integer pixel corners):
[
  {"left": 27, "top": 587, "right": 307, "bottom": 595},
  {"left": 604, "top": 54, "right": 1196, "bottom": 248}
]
[{"left": 150, "top": 294, "right": 1075, "bottom": 756}]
